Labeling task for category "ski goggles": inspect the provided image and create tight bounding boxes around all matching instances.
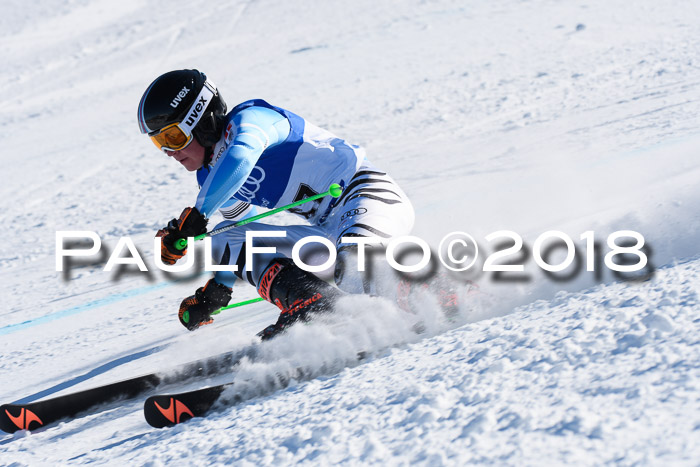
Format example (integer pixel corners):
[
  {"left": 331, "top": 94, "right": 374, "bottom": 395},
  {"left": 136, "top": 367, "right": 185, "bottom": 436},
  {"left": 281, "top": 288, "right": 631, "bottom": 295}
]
[{"left": 148, "top": 81, "right": 216, "bottom": 151}]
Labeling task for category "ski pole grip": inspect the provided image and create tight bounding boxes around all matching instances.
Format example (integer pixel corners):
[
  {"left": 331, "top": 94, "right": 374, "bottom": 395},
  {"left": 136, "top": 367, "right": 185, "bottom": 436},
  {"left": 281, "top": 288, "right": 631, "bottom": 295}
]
[
  {"left": 328, "top": 183, "right": 342, "bottom": 198},
  {"left": 174, "top": 232, "right": 208, "bottom": 251}
]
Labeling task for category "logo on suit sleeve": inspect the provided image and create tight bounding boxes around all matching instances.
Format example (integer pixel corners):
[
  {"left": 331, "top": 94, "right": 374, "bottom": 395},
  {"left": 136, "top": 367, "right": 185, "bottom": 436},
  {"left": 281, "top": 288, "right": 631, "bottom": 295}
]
[
  {"left": 340, "top": 208, "right": 367, "bottom": 221},
  {"left": 224, "top": 122, "right": 235, "bottom": 143},
  {"left": 237, "top": 166, "right": 266, "bottom": 202}
]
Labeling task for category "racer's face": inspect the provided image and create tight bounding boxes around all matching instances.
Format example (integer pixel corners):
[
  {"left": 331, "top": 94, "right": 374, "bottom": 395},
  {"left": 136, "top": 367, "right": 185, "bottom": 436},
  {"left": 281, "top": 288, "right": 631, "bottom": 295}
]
[{"left": 166, "top": 138, "right": 206, "bottom": 171}]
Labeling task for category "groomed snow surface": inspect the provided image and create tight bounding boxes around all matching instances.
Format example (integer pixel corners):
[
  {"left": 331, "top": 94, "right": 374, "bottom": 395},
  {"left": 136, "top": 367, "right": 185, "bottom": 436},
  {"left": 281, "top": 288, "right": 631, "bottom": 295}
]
[{"left": 1, "top": 0, "right": 700, "bottom": 465}]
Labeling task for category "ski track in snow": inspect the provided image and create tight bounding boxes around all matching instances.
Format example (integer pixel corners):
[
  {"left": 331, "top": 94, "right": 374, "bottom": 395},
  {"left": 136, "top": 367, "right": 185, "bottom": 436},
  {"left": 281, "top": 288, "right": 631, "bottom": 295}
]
[{"left": 1, "top": 0, "right": 699, "bottom": 465}]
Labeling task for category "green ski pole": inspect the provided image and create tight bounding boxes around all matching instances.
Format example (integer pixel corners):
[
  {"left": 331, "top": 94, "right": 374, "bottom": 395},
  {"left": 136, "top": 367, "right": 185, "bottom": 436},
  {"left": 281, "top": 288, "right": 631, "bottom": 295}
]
[
  {"left": 211, "top": 297, "right": 265, "bottom": 315},
  {"left": 181, "top": 296, "right": 265, "bottom": 325},
  {"left": 174, "top": 183, "right": 343, "bottom": 251},
  {"left": 175, "top": 183, "right": 343, "bottom": 323}
]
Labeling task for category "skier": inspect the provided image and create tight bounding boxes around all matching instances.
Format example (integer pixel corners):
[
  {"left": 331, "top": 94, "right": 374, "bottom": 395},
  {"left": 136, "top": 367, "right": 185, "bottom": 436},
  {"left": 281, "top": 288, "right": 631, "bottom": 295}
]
[{"left": 138, "top": 69, "right": 416, "bottom": 339}]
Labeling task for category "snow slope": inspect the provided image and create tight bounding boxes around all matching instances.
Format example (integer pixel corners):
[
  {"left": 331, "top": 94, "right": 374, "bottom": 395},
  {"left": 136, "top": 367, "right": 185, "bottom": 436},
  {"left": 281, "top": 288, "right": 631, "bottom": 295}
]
[
  {"left": 1, "top": 0, "right": 699, "bottom": 465},
  {"left": 32, "top": 256, "right": 696, "bottom": 466}
]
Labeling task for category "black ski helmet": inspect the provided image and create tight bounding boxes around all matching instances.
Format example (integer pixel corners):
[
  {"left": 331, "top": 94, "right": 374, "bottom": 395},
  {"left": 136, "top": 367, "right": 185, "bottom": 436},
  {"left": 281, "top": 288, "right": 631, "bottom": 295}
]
[{"left": 137, "top": 69, "right": 227, "bottom": 149}]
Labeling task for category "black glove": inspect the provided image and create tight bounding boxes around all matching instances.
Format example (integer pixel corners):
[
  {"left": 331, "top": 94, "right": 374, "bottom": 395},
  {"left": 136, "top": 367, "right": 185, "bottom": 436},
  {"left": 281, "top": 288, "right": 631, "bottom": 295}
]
[
  {"left": 258, "top": 323, "right": 282, "bottom": 341},
  {"left": 156, "top": 207, "right": 208, "bottom": 265},
  {"left": 256, "top": 299, "right": 310, "bottom": 340},
  {"left": 178, "top": 279, "right": 232, "bottom": 331}
]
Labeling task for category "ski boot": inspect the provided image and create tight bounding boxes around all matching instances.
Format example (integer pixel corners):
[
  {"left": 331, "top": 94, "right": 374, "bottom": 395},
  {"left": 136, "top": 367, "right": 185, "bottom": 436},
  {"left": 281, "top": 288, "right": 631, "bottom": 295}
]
[
  {"left": 178, "top": 279, "right": 232, "bottom": 331},
  {"left": 396, "top": 271, "right": 477, "bottom": 320},
  {"left": 256, "top": 258, "right": 345, "bottom": 340}
]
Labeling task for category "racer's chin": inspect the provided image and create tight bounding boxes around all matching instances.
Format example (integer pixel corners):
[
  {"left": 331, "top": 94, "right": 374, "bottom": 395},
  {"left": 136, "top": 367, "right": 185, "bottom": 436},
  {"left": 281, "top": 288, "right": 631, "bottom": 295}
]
[{"left": 179, "top": 157, "right": 201, "bottom": 172}]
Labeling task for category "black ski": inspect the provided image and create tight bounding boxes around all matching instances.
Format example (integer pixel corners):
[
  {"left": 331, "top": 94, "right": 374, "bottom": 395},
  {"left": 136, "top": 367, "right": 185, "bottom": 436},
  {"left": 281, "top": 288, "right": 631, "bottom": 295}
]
[
  {"left": 143, "top": 350, "right": 370, "bottom": 428},
  {"left": 143, "top": 383, "right": 235, "bottom": 428},
  {"left": 0, "top": 345, "right": 257, "bottom": 433}
]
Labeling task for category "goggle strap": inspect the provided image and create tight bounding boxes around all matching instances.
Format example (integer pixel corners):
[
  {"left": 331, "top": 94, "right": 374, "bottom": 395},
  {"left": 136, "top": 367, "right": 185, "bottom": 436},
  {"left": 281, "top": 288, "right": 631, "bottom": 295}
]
[{"left": 179, "top": 81, "right": 216, "bottom": 135}]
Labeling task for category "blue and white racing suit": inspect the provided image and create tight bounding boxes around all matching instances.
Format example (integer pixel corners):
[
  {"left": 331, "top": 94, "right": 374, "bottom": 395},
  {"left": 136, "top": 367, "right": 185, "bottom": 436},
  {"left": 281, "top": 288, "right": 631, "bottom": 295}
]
[{"left": 195, "top": 100, "right": 414, "bottom": 294}]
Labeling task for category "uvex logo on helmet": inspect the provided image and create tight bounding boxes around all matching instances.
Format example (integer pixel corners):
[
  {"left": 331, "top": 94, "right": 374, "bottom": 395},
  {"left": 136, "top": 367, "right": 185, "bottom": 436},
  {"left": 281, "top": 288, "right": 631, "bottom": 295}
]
[
  {"left": 170, "top": 86, "right": 190, "bottom": 108},
  {"left": 185, "top": 96, "right": 210, "bottom": 126}
]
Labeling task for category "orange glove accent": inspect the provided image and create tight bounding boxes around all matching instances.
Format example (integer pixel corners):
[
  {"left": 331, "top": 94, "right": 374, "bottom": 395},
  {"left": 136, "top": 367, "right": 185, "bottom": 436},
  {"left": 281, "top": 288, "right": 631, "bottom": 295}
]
[
  {"left": 155, "top": 207, "right": 208, "bottom": 265},
  {"left": 156, "top": 228, "right": 185, "bottom": 265}
]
